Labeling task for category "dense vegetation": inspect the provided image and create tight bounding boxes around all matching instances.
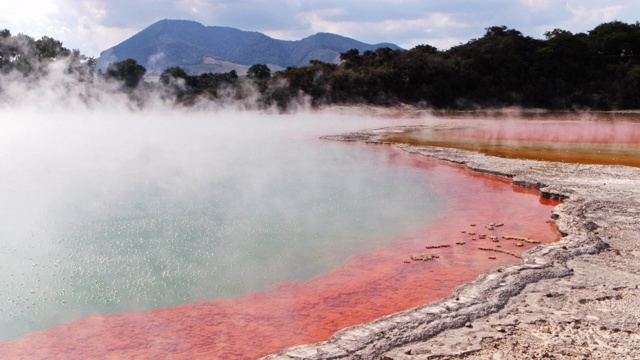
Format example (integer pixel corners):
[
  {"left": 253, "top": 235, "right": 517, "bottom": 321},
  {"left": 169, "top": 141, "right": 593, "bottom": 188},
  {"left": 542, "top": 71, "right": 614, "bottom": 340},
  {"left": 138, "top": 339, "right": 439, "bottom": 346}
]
[
  {"left": 0, "top": 29, "right": 94, "bottom": 79},
  {"left": 3, "top": 21, "right": 640, "bottom": 111},
  {"left": 266, "top": 21, "right": 640, "bottom": 110},
  {"left": 160, "top": 20, "right": 640, "bottom": 110}
]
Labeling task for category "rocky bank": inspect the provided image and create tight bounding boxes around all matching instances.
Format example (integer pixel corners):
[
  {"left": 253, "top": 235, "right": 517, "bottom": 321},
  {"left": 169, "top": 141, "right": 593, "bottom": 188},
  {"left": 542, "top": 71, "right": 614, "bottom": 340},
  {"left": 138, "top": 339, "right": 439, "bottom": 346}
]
[{"left": 263, "top": 124, "right": 640, "bottom": 359}]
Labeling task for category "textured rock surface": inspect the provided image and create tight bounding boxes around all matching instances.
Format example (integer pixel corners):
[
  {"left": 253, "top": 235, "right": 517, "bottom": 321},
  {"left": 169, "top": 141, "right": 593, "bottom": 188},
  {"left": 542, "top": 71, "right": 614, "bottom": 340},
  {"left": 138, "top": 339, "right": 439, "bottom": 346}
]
[{"left": 263, "top": 125, "right": 640, "bottom": 359}]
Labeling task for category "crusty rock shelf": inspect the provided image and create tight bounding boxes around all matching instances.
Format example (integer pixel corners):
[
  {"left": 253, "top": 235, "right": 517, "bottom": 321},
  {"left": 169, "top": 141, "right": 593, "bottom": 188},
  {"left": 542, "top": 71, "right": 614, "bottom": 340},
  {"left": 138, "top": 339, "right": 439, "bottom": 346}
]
[{"left": 263, "top": 125, "right": 640, "bottom": 360}]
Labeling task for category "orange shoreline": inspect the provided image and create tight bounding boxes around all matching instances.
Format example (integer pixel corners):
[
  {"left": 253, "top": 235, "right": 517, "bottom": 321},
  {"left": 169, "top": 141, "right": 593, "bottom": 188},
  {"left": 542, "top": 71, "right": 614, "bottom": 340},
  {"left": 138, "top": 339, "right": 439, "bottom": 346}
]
[
  {"left": 0, "top": 145, "right": 560, "bottom": 360},
  {"left": 382, "top": 117, "right": 640, "bottom": 167}
]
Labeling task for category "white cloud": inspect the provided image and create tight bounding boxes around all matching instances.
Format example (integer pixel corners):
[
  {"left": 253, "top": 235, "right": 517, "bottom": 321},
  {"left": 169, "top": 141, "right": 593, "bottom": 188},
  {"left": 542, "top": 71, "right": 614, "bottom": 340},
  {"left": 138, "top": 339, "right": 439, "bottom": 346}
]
[
  {"left": 520, "top": 0, "right": 552, "bottom": 12},
  {"left": 0, "top": 0, "right": 61, "bottom": 40},
  {"left": 379, "top": 13, "right": 469, "bottom": 33},
  {"left": 289, "top": 9, "right": 473, "bottom": 49},
  {"left": 565, "top": 3, "right": 625, "bottom": 25},
  {"left": 82, "top": 0, "right": 107, "bottom": 19},
  {"left": 297, "top": 11, "right": 346, "bottom": 35},
  {"left": 404, "top": 36, "right": 468, "bottom": 51},
  {"left": 0, "top": 0, "right": 59, "bottom": 24}
]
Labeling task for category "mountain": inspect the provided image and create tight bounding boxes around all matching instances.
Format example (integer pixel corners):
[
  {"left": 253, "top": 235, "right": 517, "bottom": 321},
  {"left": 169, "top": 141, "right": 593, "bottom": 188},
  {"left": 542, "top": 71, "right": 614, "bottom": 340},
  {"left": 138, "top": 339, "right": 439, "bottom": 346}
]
[{"left": 96, "top": 19, "right": 402, "bottom": 75}]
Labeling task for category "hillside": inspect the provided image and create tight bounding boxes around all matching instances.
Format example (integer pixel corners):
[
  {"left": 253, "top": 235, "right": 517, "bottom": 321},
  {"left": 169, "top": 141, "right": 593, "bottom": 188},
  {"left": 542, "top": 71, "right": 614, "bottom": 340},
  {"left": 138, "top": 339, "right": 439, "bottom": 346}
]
[{"left": 96, "top": 19, "right": 401, "bottom": 75}]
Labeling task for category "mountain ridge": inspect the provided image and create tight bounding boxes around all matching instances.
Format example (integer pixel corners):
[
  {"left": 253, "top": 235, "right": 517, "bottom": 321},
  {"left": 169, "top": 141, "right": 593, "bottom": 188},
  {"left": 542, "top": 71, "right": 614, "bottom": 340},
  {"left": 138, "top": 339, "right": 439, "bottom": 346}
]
[{"left": 96, "top": 19, "right": 402, "bottom": 75}]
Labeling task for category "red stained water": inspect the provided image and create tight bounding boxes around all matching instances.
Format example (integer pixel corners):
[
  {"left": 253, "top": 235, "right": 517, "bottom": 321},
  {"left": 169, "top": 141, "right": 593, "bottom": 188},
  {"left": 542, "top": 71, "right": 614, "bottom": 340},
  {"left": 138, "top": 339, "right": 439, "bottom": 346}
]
[{"left": 0, "top": 146, "right": 560, "bottom": 360}]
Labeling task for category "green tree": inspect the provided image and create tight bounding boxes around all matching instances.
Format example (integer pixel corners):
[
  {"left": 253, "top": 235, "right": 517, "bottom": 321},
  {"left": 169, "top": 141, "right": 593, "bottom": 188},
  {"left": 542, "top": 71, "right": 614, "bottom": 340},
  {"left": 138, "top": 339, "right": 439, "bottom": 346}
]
[
  {"left": 246, "top": 64, "right": 271, "bottom": 79},
  {"left": 339, "top": 49, "right": 362, "bottom": 68},
  {"left": 159, "top": 66, "right": 189, "bottom": 86},
  {"left": 6, "top": 33, "right": 38, "bottom": 74},
  {"left": 0, "top": 29, "right": 12, "bottom": 70},
  {"left": 0, "top": 31, "right": 89, "bottom": 76},
  {"left": 274, "top": 60, "right": 337, "bottom": 106},
  {"left": 105, "top": 58, "right": 146, "bottom": 89},
  {"left": 412, "top": 44, "right": 439, "bottom": 54},
  {"left": 35, "top": 36, "right": 70, "bottom": 60},
  {"left": 588, "top": 21, "right": 640, "bottom": 56}
]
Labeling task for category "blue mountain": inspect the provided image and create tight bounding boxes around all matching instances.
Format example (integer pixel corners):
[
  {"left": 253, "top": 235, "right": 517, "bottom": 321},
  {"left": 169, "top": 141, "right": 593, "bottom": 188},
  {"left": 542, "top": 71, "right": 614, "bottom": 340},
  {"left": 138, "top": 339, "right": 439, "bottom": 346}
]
[{"left": 96, "top": 19, "right": 402, "bottom": 75}]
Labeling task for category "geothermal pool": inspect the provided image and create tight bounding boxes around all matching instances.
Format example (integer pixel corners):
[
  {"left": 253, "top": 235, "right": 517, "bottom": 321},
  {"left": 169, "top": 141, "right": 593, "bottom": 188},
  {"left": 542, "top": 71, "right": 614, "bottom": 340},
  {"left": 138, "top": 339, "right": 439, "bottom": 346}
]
[{"left": 0, "top": 111, "right": 560, "bottom": 359}]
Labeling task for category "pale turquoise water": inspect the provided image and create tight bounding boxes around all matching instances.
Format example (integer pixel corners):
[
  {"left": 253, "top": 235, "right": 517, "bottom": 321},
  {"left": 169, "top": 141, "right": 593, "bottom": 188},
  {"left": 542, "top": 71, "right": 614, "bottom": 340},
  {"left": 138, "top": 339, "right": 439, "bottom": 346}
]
[{"left": 0, "top": 111, "right": 446, "bottom": 339}]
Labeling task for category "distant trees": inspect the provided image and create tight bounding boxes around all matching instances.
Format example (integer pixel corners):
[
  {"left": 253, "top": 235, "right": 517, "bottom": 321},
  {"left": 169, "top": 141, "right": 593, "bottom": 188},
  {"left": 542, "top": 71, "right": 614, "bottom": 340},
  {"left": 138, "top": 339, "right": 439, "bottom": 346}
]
[
  {"left": 159, "top": 66, "right": 189, "bottom": 86},
  {"left": 189, "top": 70, "right": 239, "bottom": 90},
  {"left": 4, "top": 20, "right": 640, "bottom": 111},
  {"left": 105, "top": 58, "right": 147, "bottom": 89},
  {"left": 147, "top": 20, "right": 640, "bottom": 111},
  {"left": 157, "top": 66, "right": 242, "bottom": 103},
  {"left": 261, "top": 20, "right": 640, "bottom": 110},
  {"left": 246, "top": 64, "right": 271, "bottom": 79},
  {"left": 35, "top": 36, "right": 70, "bottom": 60},
  {"left": 273, "top": 60, "right": 337, "bottom": 106},
  {"left": 0, "top": 29, "right": 95, "bottom": 82},
  {"left": 588, "top": 21, "right": 640, "bottom": 56},
  {"left": 0, "top": 30, "right": 58, "bottom": 74},
  {"left": 96, "top": 20, "right": 640, "bottom": 110}
]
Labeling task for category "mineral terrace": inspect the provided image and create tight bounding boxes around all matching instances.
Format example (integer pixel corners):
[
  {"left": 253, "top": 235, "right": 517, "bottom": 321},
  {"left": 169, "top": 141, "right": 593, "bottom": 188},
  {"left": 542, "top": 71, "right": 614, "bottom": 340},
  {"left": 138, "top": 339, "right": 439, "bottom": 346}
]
[{"left": 263, "top": 124, "right": 640, "bottom": 360}]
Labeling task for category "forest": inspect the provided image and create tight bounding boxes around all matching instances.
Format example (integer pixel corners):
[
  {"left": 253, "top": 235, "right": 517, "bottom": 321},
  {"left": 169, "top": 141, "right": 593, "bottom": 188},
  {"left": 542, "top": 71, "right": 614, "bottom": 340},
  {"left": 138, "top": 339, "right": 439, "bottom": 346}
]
[{"left": 2, "top": 21, "right": 640, "bottom": 111}]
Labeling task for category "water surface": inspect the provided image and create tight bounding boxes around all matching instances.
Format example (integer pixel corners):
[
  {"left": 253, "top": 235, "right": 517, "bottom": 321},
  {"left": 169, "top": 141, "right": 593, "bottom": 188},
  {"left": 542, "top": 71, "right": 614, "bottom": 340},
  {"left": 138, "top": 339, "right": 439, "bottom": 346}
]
[{"left": 0, "top": 111, "right": 442, "bottom": 339}]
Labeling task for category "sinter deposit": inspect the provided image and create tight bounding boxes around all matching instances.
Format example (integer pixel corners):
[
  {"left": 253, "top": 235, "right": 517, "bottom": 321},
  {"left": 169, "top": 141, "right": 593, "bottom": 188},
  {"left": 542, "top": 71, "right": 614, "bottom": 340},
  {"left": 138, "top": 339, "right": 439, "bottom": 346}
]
[{"left": 264, "top": 124, "right": 640, "bottom": 359}]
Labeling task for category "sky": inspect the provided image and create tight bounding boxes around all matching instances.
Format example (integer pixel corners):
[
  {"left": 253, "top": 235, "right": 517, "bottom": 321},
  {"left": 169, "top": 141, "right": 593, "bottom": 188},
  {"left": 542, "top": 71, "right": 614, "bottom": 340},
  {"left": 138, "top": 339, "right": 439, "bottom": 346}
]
[{"left": 0, "top": 0, "right": 638, "bottom": 58}]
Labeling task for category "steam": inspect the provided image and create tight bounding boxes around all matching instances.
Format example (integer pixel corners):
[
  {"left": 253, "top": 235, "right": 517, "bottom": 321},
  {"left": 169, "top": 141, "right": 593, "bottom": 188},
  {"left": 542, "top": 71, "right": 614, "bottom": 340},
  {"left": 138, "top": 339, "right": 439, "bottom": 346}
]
[
  {"left": 0, "top": 58, "right": 136, "bottom": 111},
  {"left": 147, "top": 50, "right": 166, "bottom": 74},
  {"left": 0, "top": 41, "right": 284, "bottom": 112}
]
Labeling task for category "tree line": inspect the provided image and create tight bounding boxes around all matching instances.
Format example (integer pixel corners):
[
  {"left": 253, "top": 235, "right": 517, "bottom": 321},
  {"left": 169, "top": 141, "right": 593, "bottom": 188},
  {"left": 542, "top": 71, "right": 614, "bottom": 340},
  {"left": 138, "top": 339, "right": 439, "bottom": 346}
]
[
  {"left": 266, "top": 21, "right": 640, "bottom": 110},
  {"left": 3, "top": 21, "right": 640, "bottom": 110},
  {"left": 159, "top": 20, "right": 640, "bottom": 110},
  {"left": 0, "top": 29, "right": 94, "bottom": 79}
]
